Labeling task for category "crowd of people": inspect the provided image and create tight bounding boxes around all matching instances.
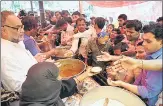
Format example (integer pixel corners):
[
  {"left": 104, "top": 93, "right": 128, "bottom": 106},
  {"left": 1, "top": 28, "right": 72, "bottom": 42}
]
[{"left": 1, "top": 9, "right": 163, "bottom": 106}]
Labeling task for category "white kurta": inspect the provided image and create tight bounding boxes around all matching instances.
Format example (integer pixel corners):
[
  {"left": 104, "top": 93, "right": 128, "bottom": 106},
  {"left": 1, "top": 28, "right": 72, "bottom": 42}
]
[{"left": 1, "top": 38, "right": 37, "bottom": 92}]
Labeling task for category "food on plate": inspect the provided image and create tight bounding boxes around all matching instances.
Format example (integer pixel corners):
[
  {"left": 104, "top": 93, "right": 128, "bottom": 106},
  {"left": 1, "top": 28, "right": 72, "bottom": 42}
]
[
  {"left": 64, "top": 51, "right": 73, "bottom": 57},
  {"left": 91, "top": 67, "right": 102, "bottom": 73}
]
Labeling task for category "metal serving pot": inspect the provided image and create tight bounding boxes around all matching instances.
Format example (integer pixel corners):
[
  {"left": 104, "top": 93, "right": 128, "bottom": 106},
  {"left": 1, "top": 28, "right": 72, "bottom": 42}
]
[
  {"left": 80, "top": 86, "right": 146, "bottom": 106},
  {"left": 55, "top": 59, "right": 86, "bottom": 79}
]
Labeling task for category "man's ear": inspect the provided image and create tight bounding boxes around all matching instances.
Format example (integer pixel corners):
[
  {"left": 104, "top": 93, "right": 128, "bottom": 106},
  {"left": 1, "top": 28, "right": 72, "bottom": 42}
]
[
  {"left": 1, "top": 27, "right": 7, "bottom": 37},
  {"left": 156, "top": 39, "right": 163, "bottom": 45},
  {"left": 159, "top": 40, "right": 163, "bottom": 45}
]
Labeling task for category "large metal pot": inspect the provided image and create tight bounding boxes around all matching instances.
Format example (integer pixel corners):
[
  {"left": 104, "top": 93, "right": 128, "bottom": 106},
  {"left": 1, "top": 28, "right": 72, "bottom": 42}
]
[
  {"left": 51, "top": 48, "right": 74, "bottom": 60},
  {"left": 55, "top": 59, "right": 86, "bottom": 79},
  {"left": 80, "top": 86, "right": 146, "bottom": 106}
]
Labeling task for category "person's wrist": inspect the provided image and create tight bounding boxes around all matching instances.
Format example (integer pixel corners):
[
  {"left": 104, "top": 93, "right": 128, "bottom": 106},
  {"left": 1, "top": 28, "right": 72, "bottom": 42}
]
[
  {"left": 119, "top": 81, "right": 123, "bottom": 87},
  {"left": 136, "top": 59, "right": 142, "bottom": 69},
  {"left": 110, "top": 55, "right": 116, "bottom": 61},
  {"left": 74, "top": 77, "right": 81, "bottom": 84},
  {"left": 81, "top": 72, "right": 88, "bottom": 78}
]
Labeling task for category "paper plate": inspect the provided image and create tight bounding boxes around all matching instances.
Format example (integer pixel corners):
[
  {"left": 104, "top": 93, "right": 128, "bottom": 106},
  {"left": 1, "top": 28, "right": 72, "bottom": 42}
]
[
  {"left": 80, "top": 86, "right": 146, "bottom": 106},
  {"left": 91, "top": 67, "right": 102, "bottom": 73}
]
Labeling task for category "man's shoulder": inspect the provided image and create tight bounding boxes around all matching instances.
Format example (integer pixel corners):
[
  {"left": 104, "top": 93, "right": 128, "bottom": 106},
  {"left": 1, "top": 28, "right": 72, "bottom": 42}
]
[
  {"left": 1, "top": 39, "right": 15, "bottom": 54},
  {"left": 88, "top": 39, "right": 96, "bottom": 45},
  {"left": 23, "top": 37, "right": 36, "bottom": 46},
  {"left": 23, "top": 36, "right": 34, "bottom": 42}
]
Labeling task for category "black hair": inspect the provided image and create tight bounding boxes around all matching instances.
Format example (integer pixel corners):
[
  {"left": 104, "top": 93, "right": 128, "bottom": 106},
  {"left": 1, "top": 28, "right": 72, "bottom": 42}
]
[
  {"left": 118, "top": 14, "right": 127, "bottom": 20},
  {"left": 113, "top": 28, "right": 121, "bottom": 34},
  {"left": 76, "top": 18, "right": 86, "bottom": 25},
  {"left": 81, "top": 14, "right": 86, "bottom": 18},
  {"left": 143, "top": 23, "right": 163, "bottom": 40},
  {"left": 114, "top": 34, "right": 125, "bottom": 45},
  {"left": 156, "top": 16, "right": 163, "bottom": 22},
  {"left": 55, "top": 19, "right": 67, "bottom": 28},
  {"left": 113, "top": 42, "right": 129, "bottom": 52},
  {"left": 21, "top": 16, "right": 38, "bottom": 31},
  {"left": 55, "top": 11, "right": 61, "bottom": 15},
  {"left": 137, "top": 41, "right": 144, "bottom": 46},
  {"left": 72, "top": 11, "right": 81, "bottom": 16},
  {"left": 61, "top": 10, "right": 69, "bottom": 16},
  {"left": 123, "top": 20, "right": 128, "bottom": 26},
  {"left": 108, "top": 24, "right": 115, "bottom": 29},
  {"left": 50, "top": 20, "right": 56, "bottom": 25},
  {"left": 19, "top": 10, "right": 27, "bottom": 17},
  {"left": 126, "top": 20, "right": 142, "bottom": 32},
  {"left": 63, "top": 17, "right": 73, "bottom": 25},
  {"left": 95, "top": 17, "right": 105, "bottom": 29}
]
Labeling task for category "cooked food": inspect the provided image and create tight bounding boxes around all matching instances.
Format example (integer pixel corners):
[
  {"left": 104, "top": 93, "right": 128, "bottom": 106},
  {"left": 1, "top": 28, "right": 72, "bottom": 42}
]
[
  {"left": 56, "top": 59, "right": 86, "bottom": 78},
  {"left": 91, "top": 98, "right": 125, "bottom": 106},
  {"left": 103, "top": 98, "right": 109, "bottom": 106},
  {"left": 59, "top": 64, "right": 83, "bottom": 77},
  {"left": 64, "top": 51, "right": 73, "bottom": 57},
  {"left": 54, "top": 49, "right": 73, "bottom": 58},
  {"left": 91, "top": 67, "right": 102, "bottom": 73}
]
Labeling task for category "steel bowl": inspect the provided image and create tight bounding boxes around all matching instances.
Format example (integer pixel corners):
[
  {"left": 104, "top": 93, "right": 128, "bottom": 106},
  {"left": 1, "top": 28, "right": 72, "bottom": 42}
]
[{"left": 55, "top": 59, "right": 86, "bottom": 79}]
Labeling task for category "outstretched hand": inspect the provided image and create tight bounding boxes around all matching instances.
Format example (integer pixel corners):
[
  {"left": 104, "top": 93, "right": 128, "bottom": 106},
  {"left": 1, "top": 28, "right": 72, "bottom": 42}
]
[
  {"left": 113, "top": 56, "right": 139, "bottom": 71},
  {"left": 96, "top": 51, "right": 113, "bottom": 62}
]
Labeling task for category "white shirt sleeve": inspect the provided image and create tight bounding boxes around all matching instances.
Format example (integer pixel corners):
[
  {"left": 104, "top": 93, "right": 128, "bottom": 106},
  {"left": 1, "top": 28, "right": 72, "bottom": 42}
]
[
  {"left": 70, "top": 38, "right": 79, "bottom": 53},
  {"left": 73, "top": 28, "right": 93, "bottom": 39},
  {"left": 1, "top": 57, "right": 26, "bottom": 92}
]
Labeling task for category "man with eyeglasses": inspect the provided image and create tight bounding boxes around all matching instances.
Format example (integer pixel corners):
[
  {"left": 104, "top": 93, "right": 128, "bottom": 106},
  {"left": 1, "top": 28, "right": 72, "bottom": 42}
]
[{"left": 1, "top": 11, "right": 45, "bottom": 94}]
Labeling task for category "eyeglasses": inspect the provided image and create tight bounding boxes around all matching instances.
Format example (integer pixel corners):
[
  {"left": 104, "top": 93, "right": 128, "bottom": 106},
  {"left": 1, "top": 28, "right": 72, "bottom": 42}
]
[{"left": 3, "top": 25, "right": 24, "bottom": 32}]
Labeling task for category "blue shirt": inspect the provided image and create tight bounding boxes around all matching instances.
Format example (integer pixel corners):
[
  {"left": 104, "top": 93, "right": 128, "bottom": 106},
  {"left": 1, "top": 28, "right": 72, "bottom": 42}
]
[
  {"left": 23, "top": 34, "right": 40, "bottom": 56},
  {"left": 138, "top": 48, "right": 162, "bottom": 106}
]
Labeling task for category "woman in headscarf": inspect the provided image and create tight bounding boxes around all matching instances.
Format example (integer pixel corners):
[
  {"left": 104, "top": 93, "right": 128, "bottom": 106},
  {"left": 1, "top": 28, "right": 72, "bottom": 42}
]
[{"left": 20, "top": 62, "right": 98, "bottom": 106}]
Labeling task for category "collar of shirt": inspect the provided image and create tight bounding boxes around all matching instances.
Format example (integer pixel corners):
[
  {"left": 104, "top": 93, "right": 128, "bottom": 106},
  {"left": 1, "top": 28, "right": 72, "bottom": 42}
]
[
  {"left": 148, "top": 48, "right": 162, "bottom": 59},
  {"left": 24, "top": 34, "right": 30, "bottom": 38},
  {"left": 1, "top": 38, "right": 19, "bottom": 47}
]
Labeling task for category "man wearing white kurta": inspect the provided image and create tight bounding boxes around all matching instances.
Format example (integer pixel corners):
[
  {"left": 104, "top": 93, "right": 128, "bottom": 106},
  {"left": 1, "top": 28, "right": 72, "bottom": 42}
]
[
  {"left": 69, "top": 19, "right": 97, "bottom": 58},
  {"left": 1, "top": 11, "right": 41, "bottom": 92}
]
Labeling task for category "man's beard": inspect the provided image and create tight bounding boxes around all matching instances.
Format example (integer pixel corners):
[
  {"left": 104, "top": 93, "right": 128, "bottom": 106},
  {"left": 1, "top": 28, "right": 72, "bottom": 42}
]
[
  {"left": 11, "top": 38, "right": 20, "bottom": 43},
  {"left": 11, "top": 36, "right": 24, "bottom": 43}
]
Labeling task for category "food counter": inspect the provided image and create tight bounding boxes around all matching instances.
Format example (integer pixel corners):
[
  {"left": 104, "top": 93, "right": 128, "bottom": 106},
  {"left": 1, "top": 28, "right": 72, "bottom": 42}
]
[{"left": 63, "top": 77, "right": 100, "bottom": 106}]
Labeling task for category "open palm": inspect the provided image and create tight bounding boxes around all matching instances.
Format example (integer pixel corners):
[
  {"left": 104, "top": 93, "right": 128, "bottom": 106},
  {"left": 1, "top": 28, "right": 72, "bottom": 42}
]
[
  {"left": 96, "top": 51, "right": 113, "bottom": 62},
  {"left": 107, "top": 78, "right": 122, "bottom": 87},
  {"left": 113, "top": 56, "right": 139, "bottom": 71}
]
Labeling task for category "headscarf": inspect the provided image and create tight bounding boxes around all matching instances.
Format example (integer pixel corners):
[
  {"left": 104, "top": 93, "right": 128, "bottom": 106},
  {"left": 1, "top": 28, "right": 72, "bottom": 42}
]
[
  {"left": 97, "top": 32, "right": 108, "bottom": 38},
  {"left": 20, "top": 62, "right": 64, "bottom": 106}
]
